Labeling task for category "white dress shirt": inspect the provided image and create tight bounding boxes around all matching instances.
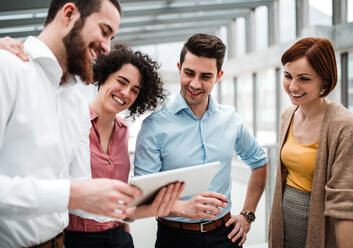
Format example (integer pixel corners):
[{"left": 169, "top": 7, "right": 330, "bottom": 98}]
[{"left": 0, "top": 36, "right": 91, "bottom": 247}]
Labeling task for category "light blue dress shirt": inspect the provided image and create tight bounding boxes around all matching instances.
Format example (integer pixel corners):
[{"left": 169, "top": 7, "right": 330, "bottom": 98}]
[{"left": 134, "top": 92, "right": 267, "bottom": 223}]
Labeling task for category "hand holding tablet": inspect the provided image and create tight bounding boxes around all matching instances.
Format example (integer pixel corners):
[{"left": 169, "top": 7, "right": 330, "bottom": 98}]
[
  {"left": 70, "top": 162, "right": 220, "bottom": 223},
  {"left": 128, "top": 161, "right": 221, "bottom": 207}
]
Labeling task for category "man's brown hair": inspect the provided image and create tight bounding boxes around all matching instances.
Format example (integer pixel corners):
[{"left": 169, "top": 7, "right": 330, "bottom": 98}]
[
  {"left": 180, "top": 33, "right": 226, "bottom": 73},
  {"left": 44, "top": 0, "right": 121, "bottom": 26}
]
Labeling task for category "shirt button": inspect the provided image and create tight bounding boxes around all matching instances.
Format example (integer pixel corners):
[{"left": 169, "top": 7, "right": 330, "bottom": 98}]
[{"left": 108, "top": 160, "right": 112, "bottom": 165}]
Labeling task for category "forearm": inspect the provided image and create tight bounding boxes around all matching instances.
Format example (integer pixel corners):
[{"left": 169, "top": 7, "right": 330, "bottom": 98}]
[
  {"left": 335, "top": 219, "right": 353, "bottom": 248},
  {"left": 169, "top": 200, "right": 187, "bottom": 217},
  {"left": 242, "top": 164, "right": 268, "bottom": 212},
  {"left": 123, "top": 223, "right": 131, "bottom": 233},
  {"left": 0, "top": 175, "right": 70, "bottom": 219},
  {"left": 168, "top": 191, "right": 228, "bottom": 220},
  {"left": 126, "top": 206, "right": 149, "bottom": 220}
]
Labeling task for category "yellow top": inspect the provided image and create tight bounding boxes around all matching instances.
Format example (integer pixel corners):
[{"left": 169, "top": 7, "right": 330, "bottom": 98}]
[{"left": 281, "top": 120, "right": 318, "bottom": 192}]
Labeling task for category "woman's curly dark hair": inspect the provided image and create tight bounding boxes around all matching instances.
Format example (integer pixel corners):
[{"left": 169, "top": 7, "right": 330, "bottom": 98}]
[{"left": 93, "top": 44, "right": 167, "bottom": 118}]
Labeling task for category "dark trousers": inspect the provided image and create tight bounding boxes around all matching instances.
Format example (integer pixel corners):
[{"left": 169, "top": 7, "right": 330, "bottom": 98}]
[
  {"left": 155, "top": 220, "right": 242, "bottom": 248},
  {"left": 64, "top": 226, "right": 134, "bottom": 248}
]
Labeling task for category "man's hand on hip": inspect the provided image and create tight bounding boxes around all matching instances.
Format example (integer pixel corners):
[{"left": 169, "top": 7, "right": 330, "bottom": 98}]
[{"left": 225, "top": 214, "right": 250, "bottom": 246}]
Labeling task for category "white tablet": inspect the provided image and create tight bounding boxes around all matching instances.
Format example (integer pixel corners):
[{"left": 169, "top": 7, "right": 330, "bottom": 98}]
[{"left": 128, "top": 161, "right": 221, "bottom": 207}]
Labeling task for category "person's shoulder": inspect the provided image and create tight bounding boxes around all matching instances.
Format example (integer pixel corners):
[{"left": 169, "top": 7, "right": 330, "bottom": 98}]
[
  {"left": 0, "top": 50, "right": 30, "bottom": 80},
  {"left": 0, "top": 50, "right": 31, "bottom": 92},
  {"left": 215, "top": 104, "right": 238, "bottom": 117},
  {"left": 217, "top": 103, "right": 236, "bottom": 112},
  {"left": 143, "top": 105, "right": 171, "bottom": 122},
  {"left": 326, "top": 102, "right": 353, "bottom": 129},
  {"left": 69, "top": 86, "right": 89, "bottom": 105},
  {"left": 280, "top": 105, "right": 296, "bottom": 120},
  {"left": 0, "top": 49, "right": 28, "bottom": 68},
  {"left": 215, "top": 104, "right": 242, "bottom": 121},
  {"left": 115, "top": 115, "right": 128, "bottom": 128},
  {"left": 139, "top": 106, "right": 175, "bottom": 135},
  {"left": 67, "top": 86, "right": 90, "bottom": 120}
]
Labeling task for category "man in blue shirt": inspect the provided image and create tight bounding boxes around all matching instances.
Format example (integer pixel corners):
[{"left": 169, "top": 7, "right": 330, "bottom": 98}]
[{"left": 134, "top": 33, "right": 268, "bottom": 248}]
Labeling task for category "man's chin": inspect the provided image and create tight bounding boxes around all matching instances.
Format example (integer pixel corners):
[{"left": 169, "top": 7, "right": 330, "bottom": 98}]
[
  {"left": 69, "top": 59, "right": 94, "bottom": 84},
  {"left": 185, "top": 96, "right": 202, "bottom": 106}
]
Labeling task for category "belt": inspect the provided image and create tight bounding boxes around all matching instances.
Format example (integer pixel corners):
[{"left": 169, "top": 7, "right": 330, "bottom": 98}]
[
  {"left": 158, "top": 212, "right": 231, "bottom": 233},
  {"left": 30, "top": 232, "right": 64, "bottom": 248}
]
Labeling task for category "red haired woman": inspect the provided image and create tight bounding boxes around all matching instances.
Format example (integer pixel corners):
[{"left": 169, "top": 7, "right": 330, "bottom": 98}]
[{"left": 269, "top": 38, "right": 353, "bottom": 248}]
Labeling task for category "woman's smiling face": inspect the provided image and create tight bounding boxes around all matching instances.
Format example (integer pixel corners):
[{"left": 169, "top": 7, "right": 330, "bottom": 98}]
[
  {"left": 283, "top": 56, "right": 325, "bottom": 107},
  {"left": 99, "top": 63, "right": 142, "bottom": 115}
]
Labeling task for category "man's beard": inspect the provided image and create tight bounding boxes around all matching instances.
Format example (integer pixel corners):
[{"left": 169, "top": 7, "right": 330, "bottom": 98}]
[{"left": 63, "top": 19, "right": 94, "bottom": 84}]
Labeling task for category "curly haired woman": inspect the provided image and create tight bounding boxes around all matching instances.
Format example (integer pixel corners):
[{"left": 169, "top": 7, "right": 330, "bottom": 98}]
[{"left": 62, "top": 44, "right": 184, "bottom": 248}]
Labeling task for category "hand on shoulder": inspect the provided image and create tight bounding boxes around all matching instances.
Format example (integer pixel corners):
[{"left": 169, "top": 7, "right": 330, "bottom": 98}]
[{"left": 0, "top": 36, "right": 28, "bottom": 61}]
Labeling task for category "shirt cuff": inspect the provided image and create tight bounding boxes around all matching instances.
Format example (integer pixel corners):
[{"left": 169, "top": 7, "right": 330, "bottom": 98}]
[
  {"left": 36, "top": 179, "right": 70, "bottom": 214},
  {"left": 248, "top": 157, "right": 267, "bottom": 170}
]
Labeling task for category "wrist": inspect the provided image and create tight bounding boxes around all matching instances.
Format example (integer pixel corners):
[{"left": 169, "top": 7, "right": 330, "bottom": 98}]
[
  {"left": 126, "top": 207, "right": 137, "bottom": 219},
  {"left": 68, "top": 180, "right": 86, "bottom": 209},
  {"left": 240, "top": 210, "right": 256, "bottom": 223},
  {"left": 68, "top": 181, "right": 79, "bottom": 209},
  {"left": 170, "top": 200, "right": 186, "bottom": 218}
]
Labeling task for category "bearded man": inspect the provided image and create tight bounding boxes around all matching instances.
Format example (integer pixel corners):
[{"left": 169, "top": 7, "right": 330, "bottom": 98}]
[{"left": 0, "top": 1, "right": 141, "bottom": 247}]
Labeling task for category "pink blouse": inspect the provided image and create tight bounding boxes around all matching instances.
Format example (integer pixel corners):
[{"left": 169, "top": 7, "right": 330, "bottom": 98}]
[{"left": 67, "top": 107, "right": 131, "bottom": 232}]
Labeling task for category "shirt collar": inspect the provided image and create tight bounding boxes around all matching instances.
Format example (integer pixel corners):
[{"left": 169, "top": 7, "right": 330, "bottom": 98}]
[
  {"left": 89, "top": 106, "right": 98, "bottom": 121},
  {"left": 170, "top": 91, "right": 190, "bottom": 115},
  {"left": 24, "top": 36, "right": 78, "bottom": 88},
  {"left": 60, "top": 73, "right": 79, "bottom": 88},
  {"left": 89, "top": 106, "right": 127, "bottom": 128},
  {"left": 24, "top": 36, "right": 58, "bottom": 61},
  {"left": 170, "top": 91, "right": 217, "bottom": 115},
  {"left": 207, "top": 94, "right": 216, "bottom": 113}
]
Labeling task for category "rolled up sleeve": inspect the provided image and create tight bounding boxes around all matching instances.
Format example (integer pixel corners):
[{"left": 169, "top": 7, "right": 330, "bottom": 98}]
[{"left": 234, "top": 121, "right": 267, "bottom": 170}]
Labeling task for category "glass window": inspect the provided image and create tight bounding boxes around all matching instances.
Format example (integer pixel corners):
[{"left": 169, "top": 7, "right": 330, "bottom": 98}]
[
  {"left": 278, "top": 67, "right": 292, "bottom": 114},
  {"left": 237, "top": 74, "right": 254, "bottom": 134},
  {"left": 309, "top": 0, "right": 332, "bottom": 26},
  {"left": 218, "top": 78, "right": 235, "bottom": 106},
  {"left": 255, "top": 5, "right": 268, "bottom": 51},
  {"left": 327, "top": 54, "right": 341, "bottom": 103},
  {"left": 348, "top": 52, "right": 353, "bottom": 112},
  {"left": 279, "top": 0, "right": 296, "bottom": 43},
  {"left": 234, "top": 77, "right": 238, "bottom": 109},
  {"left": 235, "top": 17, "right": 246, "bottom": 56},
  {"left": 133, "top": 44, "right": 156, "bottom": 58},
  {"left": 256, "top": 69, "right": 276, "bottom": 145},
  {"left": 134, "top": 42, "right": 184, "bottom": 71},
  {"left": 348, "top": 0, "right": 353, "bottom": 23}
]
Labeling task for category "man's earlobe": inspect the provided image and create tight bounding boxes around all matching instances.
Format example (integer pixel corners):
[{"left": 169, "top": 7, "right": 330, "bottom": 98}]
[
  {"left": 177, "top": 62, "right": 181, "bottom": 72},
  {"left": 217, "top": 70, "right": 224, "bottom": 81}
]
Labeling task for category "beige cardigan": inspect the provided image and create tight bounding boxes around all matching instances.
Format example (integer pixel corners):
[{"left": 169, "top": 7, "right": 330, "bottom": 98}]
[{"left": 268, "top": 102, "right": 353, "bottom": 248}]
